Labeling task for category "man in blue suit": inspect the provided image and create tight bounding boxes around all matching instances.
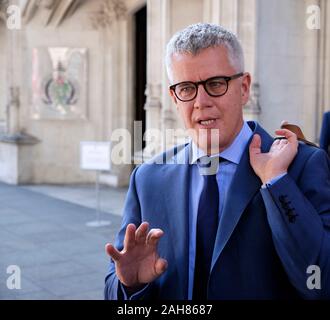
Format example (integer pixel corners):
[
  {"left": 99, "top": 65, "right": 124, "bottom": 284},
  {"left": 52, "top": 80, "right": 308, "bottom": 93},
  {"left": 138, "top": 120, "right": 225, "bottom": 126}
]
[
  {"left": 320, "top": 111, "right": 330, "bottom": 155},
  {"left": 105, "top": 23, "right": 330, "bottom": 299}
]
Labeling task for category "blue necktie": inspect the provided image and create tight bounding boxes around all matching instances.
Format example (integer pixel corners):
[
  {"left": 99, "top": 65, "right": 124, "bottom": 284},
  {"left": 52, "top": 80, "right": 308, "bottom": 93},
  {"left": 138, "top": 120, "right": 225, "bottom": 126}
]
[{"left": 193, "top": 156, "right": 220, "bottom": 300}]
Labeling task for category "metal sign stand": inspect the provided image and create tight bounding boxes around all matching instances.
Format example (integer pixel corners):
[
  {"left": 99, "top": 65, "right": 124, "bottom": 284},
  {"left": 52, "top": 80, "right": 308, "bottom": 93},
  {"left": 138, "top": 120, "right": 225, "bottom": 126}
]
[{"left": 86, "top": 171, "right": 111, "bottom": 227}]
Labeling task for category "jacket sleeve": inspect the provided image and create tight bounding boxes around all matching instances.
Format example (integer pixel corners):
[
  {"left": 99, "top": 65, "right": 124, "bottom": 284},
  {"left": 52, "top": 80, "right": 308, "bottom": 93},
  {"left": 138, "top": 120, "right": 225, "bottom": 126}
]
[
  {"left": 260, "top": 148, "right": 330, "bottom": 299},
  {"left": 104, "top": 167, "right": 153, "bottom": 300}
]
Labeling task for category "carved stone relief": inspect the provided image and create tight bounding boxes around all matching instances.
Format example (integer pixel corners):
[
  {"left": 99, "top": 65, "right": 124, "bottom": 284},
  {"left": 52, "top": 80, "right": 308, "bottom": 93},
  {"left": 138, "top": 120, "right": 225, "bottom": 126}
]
[{"left": 90, "top": 0, "right": 127, "bottom": 29}]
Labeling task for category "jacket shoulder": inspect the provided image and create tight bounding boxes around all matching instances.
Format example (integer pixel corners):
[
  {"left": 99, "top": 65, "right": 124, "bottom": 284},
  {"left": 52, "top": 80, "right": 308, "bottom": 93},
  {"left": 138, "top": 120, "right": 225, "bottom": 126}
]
[
  {"left": 296, "top": 142, "right": 324, "bottom": 160},
  {"left": 133, "top": 143, "right": 189, "bottom": 178},
  {"left": 290, "top": 142, "right": 328, "bottom": 177}
]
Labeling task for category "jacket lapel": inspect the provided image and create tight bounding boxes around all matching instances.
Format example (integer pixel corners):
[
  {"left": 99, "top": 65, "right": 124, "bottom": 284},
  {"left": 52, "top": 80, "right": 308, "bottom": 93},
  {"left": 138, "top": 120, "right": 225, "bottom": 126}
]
[
  {"left": 211, "top": 122, "right": 274, "bottom": 271},
  {"left": 161, "top": 144, "right": 191, "bottom": 298}
]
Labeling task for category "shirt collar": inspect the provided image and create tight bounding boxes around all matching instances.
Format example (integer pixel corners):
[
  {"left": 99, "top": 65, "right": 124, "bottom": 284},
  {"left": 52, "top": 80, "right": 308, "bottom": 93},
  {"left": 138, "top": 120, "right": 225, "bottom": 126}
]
[{"left": 191, "top": 121, "right": 253, "bottom": 165}]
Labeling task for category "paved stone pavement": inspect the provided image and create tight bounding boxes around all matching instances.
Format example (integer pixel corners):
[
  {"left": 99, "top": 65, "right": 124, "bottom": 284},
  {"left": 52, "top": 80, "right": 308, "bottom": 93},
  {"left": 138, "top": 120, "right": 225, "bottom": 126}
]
[
  {"left": 0, "top": 182, "right": 127, "bottom": 300},
  {"left": 22, "top": 184, "right": 127, "bottom": 217}
]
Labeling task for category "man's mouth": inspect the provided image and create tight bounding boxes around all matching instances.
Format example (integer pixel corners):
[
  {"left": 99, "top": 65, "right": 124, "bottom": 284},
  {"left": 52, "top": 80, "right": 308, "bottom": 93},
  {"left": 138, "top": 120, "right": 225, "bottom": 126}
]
[{"left": 199, "top": 119, "right": 216, "bottom": 125}]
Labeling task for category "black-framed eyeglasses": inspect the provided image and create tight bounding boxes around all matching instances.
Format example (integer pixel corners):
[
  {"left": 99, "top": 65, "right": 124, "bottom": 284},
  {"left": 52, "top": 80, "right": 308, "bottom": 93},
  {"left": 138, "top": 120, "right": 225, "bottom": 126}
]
[{"left": 169, "top": 72, "right": 244, "bottom": 102}]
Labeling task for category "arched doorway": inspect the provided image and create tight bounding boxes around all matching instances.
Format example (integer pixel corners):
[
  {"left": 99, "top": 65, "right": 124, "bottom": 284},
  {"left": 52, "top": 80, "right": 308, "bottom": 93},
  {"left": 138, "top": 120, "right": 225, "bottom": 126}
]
[{"left": 134, "top": 5, "right": 147, "bottom": 151}]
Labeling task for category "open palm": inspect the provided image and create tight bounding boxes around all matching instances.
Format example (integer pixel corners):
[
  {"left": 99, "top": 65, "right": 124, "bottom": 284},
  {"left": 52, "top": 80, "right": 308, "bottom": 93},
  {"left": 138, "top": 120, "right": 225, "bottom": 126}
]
[{"left": 106, "top": 222, "right": 167, "bottom": 289}]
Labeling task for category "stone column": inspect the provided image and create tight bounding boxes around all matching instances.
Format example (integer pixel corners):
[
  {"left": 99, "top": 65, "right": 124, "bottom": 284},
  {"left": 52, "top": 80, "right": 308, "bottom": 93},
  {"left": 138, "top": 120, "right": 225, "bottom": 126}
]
[
  {"left": 0, "top": 3, "right": 9, "bottom": 132},
  {"left": 160, "top": 0, "right": 177, "bottom": 150},
  {"left": 89, "top": 0, "right": 133, "bottom": 187},
  {"left": 316, "top": 0, "right": 330, "bottom": 140},
  {"left": 6, "top": 10, "right": 20, "bottom": 136},
  {"left": 299, "top": 0, "right": 322, "bottom": 141},
  {"left": 142, "top": 0, "right": 163, "bottom": 157},
  {"left": 238, "top": 0, "right": 260, "bottom": 121},
  {"left": 204, "top": 0, "right": 238, "bottom": 33},
  {"left": 3, "top": 0, "right": 40, "bottom": 140},
  {"left": 203, "top": 0, "right": 260, "bottom": 121},
  {"left": 0, "top": 0, "right": 39, "bottom": 184}
]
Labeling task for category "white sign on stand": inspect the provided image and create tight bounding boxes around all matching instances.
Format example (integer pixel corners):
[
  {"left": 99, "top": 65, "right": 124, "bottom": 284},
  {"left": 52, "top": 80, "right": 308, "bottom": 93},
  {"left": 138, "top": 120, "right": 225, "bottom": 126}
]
[
  {"left": 80, "top": 141, "right": 111, "bottom": 171},
  {"left": 80, "top": 141, "right": 111, "bottom": 227}
]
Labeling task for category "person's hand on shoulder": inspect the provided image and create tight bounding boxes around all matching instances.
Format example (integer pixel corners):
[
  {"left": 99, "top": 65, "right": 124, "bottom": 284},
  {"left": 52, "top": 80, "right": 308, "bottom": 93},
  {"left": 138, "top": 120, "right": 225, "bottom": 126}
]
[{"left": 249, "top": 127, "right": 298, "bottom": 184}]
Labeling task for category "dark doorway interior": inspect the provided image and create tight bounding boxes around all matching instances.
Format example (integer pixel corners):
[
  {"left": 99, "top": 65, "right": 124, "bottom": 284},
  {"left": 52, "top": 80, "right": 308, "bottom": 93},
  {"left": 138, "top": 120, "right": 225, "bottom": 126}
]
[{"left": 134, "top": 6, "right": 147, "bottom": 150}]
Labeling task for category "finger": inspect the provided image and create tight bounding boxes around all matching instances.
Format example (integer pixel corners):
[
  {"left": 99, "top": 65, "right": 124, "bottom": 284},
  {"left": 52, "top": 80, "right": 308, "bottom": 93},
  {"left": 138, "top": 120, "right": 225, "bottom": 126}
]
[
  {"left": 105, "top": 243, "right": 122, "bottom": 262},
  {"left": 279, "top": 138, "right": 289, "bottom": 146},
  {"left": 146, "top": 228, "right": 164, "bottom": 247},
  {"left": 135, "top": 222, "right": 149, "bottom": 245},
  {"left": 154, "top": 258, "right": 168, "bottom": 276},
  {"left": 272, "top": 138, "right": 281, "bottom": 146},
  {"left": 249, "top": 134, "right": 261, "bottom": 155},
  {"left": 123, "top": 223, "right": 137, "bottom": 251},
  {"left": 274, "top": 129, "right": 298, "bottom": 144}
]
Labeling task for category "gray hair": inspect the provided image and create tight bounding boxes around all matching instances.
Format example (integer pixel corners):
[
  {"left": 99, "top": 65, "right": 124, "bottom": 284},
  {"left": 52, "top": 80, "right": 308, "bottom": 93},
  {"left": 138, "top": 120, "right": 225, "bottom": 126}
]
[{"left": 165, "top": 23, "right": 244, "bottom": 82}]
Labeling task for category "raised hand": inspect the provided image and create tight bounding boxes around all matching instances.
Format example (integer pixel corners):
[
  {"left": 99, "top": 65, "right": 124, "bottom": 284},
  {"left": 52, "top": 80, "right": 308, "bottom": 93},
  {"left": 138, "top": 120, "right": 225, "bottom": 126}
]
[
  {"left": 105, "top": 222, "right": 167, "bottom": 290},
  {"left": 249, "top": 128, "right": 298, "bottom": 184}
]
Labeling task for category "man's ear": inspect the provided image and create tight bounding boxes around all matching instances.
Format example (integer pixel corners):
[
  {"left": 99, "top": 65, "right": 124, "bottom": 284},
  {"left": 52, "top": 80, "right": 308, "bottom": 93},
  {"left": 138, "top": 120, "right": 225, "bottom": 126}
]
[
  {"left": 169, "top": 88, "right": 178, "bottom": 105},
  {"left": 241, "top": 72, "right": 251, "bottom": 105}
]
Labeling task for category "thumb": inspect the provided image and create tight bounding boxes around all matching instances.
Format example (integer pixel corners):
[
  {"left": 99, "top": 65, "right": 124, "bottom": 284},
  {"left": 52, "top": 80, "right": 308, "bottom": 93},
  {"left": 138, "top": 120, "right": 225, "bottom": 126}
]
[
  {"left": 249, "top": 134, "right": 261, "bottom": 155},
  {"left": 154, "top": 258, "right": 168, "bottom": 276}
]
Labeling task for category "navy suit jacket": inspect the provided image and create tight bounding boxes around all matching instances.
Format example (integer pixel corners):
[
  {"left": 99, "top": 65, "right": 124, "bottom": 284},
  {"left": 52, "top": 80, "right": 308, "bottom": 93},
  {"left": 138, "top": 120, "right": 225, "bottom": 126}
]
[
  {"left": 320, "top": 111, "right": 330, "bottom": 155},
  {"left": 105, "top": 121, "right": 330, "bottom": 299}
]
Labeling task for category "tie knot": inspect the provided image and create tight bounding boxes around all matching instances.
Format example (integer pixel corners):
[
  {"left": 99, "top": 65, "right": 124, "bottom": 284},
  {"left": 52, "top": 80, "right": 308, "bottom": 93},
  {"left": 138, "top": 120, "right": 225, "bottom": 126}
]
[{"left": 197, "top": 156, "right": 222, "bottom": 176}]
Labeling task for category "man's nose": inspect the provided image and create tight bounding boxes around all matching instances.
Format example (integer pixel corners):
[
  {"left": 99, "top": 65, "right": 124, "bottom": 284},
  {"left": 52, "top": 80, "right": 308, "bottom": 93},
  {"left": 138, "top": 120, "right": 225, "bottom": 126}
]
[{"left": 193, "top": 84, "right": 213, "bottom": 109}]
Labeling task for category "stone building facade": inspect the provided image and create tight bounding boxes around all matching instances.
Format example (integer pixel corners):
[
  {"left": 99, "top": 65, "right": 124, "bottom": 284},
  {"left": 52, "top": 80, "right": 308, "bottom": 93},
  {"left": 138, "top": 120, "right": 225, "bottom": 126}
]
[{"left": 0, "top": 0, "right": 329, "bottom": 186}]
